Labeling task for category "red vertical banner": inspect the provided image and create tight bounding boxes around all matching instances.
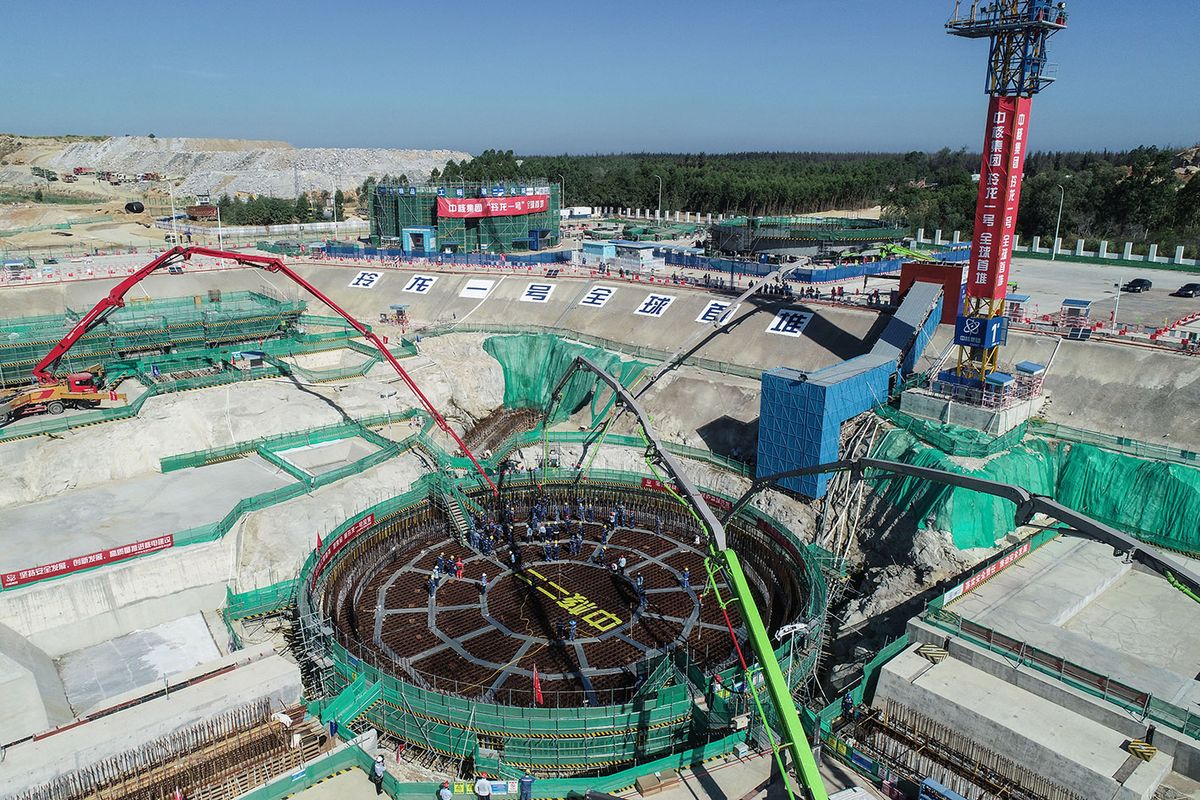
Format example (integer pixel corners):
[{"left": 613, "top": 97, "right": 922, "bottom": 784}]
[
  {"left": 967, "top": 96, "right": 1033, "bottom": 300},
  {"left": 532, "top": 665, "right": 544, "bottom": 705}
]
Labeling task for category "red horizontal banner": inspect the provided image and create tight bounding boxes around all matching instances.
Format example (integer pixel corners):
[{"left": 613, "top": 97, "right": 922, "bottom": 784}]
[
  {"left": 437, "top": 195, "right": 549, "bottom": 219},
  {"left": 641, "top": 477, "right": 669, "bottom": 493},
  {"left": 700, "top": 492, "right": 733, "bottom": 512},
  {"left": 310, "top": 513, "right": 376, "bottom": 586},
  {"left": 2, "top": 534, "right": 174, "bottom": 589}
]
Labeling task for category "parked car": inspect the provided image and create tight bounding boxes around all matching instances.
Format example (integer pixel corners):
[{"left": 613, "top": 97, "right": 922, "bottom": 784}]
[
  {"left": 167, "top": 264, "right": 185, "bottom": 274},
  {"left": 1173, "top": 283, "right": 1200, "bottom": 298},
  {"left": 1121, "top": 278, "right": 1153, "bottom": 293}
]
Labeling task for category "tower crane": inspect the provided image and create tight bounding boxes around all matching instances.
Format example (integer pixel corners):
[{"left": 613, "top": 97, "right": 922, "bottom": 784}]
[{"left": 947, "top": 0, "right": 1068, "bottom": 382}]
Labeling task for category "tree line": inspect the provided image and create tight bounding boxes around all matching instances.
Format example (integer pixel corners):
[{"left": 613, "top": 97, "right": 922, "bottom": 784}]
[
  {"left": 213, "top": 190, "right": 345, "bottom": 227},
  {"left": 439, "top": 147, "right": 1199, "bottom": 256}
]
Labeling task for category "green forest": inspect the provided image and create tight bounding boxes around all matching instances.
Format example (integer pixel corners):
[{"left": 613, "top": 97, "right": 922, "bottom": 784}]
[
  {"left": 434, "top": 147, "right": 1200, "bottom": 256},
  {"left": 212, "top": 190, "right": 344, "bottom": 226},
  {"left": 202, "top": 146, "right": 1199, "bottom": 257}
]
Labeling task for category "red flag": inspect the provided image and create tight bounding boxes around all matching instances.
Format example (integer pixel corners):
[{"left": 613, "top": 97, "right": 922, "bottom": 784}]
[
  {"left": 316, "top": 532, "right": 323, "bottom": 551},
  {"left": 533, "top": 665, "right": 544, "bottom": 706}
]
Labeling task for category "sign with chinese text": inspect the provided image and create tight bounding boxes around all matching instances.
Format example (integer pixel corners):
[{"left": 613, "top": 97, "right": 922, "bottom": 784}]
[
  {"left": 579, "top": 286, "right": 616, "bottom": 308},
  {"left": 311, "top": 513, "right": 377, "bottom": 587},
  {"left": 953, "top": 315, "right": 1005, "bottom": 349},
  {"left": 634, "top": 293, "right": 675, "bottom": 318},
  {"left": 521, "top": 283, "right": 554, "bottom": 303},
  {"left": 2, "top": 535, "right": 174, "bottom": 588},
  {"left": 402, "top": 275, "right": 437, "bottom": 294},
  {"left": 437, "top": 195, "right": 550, "bottom": 218},
  {"left": 696, "top": 301, "right": 739, "bottom": 325},
  {"left": 348, "top": 271, "right": 382, "bottom": 289},
  {"left": 765, "top": 309, "right": 813, "bottom": 337},
  {"left": 968, "top": 95, "right": 1033, "bottom": 299}
]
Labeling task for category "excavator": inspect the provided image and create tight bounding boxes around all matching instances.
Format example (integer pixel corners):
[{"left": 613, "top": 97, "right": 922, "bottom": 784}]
[{"left": 2, "top": 246, "right": 497, "bottom": 493}]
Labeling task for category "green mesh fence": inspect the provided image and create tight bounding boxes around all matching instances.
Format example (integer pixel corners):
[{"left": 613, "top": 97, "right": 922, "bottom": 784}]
[
  {"left": 482, "top": 334, "right": 651, "bottom": 425},
  {"left": 0, "top": 291, "right": 305, "bottom": 388},
  {"left": 875, "top": 405, "right": 1028, "bottom": 457},
  {"left": 421, "top": 323, "right": 761, "bottom": 380},
  {"left": 295, "top": 468, "right": 825, "bottom": 773},
  {"left": 871, "top": 416, "right": 1200, "bottom": 553}
]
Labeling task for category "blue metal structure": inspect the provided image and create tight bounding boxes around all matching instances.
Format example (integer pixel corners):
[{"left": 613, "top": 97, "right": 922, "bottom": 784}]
[{"left": 756, "top": 282, "right": 944, "bottom": 498}]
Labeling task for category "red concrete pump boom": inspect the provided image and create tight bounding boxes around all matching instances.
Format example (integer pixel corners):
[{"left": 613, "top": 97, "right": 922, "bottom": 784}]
[{"left": 33, "top": 246, "right": 497, "bottom": 493}]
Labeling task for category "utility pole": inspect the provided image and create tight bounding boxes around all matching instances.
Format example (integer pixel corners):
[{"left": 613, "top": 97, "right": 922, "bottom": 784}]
[{"left": 1052, "top": 183, "right": 1065, "bottom": 261}]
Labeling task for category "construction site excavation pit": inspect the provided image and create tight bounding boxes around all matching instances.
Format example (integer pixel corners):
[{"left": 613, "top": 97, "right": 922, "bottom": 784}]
[{"left": 296, "top": 474, "right": 827, "bottom": 773}]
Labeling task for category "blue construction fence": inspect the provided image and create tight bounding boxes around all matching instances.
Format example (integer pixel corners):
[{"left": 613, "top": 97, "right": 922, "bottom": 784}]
[
  {"left": 315, "top": 243, "right": 572, "bottom": 266},
  {"left": 658, "top": 251, "right": 908, "bottom": 283}
]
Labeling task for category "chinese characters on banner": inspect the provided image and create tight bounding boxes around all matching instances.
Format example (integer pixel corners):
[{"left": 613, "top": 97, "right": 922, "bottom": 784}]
[
  {"left": 311, "top": 513, "right": 377, "bottom": 587},
  {"left": 765, "top": 309, "right": 813, "bottom": 337},
  {"left": 437, "top": 195, "right": 550, "bottom": 219},
  {"left": 968, "top": 95, "right": 1033, "bottom": 299},
  {"left": 1, "top": 535, "right": 174, "bottom": 588}
]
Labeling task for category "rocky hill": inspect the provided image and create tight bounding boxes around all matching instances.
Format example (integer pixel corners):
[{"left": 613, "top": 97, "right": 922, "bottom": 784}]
[{"left": 40, "top": 136, "right": 470, "bottom": 198}]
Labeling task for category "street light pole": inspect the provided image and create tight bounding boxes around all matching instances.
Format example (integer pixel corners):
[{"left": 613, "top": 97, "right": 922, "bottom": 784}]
[
  {"left": 1051, "top": 183, "right": 1065, "bottom": 261},
  {"left": 557, "top": 174, "right": 566, "bottom": 208},
  {"left": 1112, "top": 281, "right": 1121, "bottom": 334},
  {"left": 653, "top": 174, "right": 663, "bottom": 219}
]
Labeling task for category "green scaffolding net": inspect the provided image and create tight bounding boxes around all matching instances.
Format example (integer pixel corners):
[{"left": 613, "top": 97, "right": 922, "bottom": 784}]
[
  {"left": 871, "top": 421, "right": 1200, "bottom": 553},
  {"left": 482, "top": 334, "right": 651, "bottom": 425}
]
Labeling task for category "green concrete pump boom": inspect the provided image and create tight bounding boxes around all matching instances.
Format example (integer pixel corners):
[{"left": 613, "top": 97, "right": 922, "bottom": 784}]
[{"left": 544, "top": 355, "right": 828, "bottom": 800}]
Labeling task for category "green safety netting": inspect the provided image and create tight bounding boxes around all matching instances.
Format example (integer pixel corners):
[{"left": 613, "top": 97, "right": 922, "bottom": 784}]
[
  {"left": 871, "top": 429, "right": 1058, "bottom": 550},
  {"left": 1055, "top": 443, "right": 1200, "bottom": 553},
  {"left": 871, "top": 421, "right": 1200, "bottom": 553},
  {"left": 482, "top": 334, "right": 650, "bottom": 425}
]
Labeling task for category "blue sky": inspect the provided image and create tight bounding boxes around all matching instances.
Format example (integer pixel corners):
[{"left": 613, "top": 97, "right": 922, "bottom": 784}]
[{"left": 5, "top": 1, "right": 1197, "bottom": 155}]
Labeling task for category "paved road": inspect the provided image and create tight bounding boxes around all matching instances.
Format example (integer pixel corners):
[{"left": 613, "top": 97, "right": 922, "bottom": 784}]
[{"left": 1007, "top": 256, "right": 1200, "bottom": 330}]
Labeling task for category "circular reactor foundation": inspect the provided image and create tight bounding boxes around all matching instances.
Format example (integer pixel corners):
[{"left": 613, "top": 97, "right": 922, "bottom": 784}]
[{"left": 298, "top": 473, "right": 826, "bottom": 774}]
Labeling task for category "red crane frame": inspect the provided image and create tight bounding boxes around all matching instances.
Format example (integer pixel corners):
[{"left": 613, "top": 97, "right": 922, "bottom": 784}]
[{"left": 34, "top": 246, "right": 497, "bottom": 492}]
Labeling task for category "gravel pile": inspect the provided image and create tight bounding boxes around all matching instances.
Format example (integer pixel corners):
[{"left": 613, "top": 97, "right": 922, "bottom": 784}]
[{"left": 46, "top": 136, "right": 470, "bottom": 198}]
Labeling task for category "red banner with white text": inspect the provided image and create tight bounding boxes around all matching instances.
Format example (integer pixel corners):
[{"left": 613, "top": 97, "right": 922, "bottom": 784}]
[
  {"left": 310, "top": 513, "right": 376, "bottom": 587},
  {"left": 437, "top": 195, "right": 550, "bottom": 218},
  {"left": 2, "top": 534, "right": 174, "bottom": 589},
  {"left": 967, "top": 95, "right": 1033, "bottom": 299}
]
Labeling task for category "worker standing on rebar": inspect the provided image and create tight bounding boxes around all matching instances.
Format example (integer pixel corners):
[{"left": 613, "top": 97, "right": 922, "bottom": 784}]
[{"left": 681, "top": 567, "right": 690, "bottom": 590}]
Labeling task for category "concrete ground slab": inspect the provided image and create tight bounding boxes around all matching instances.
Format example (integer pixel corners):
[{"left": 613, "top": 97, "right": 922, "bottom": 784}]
[
  {"left": 0, "top": 646, "right": 302, "bottom": 794},
  {"left": 876, "top": 647, "right": 1172, "bottom": 800},
  {"left": 0, "top": 455, "right": 293, "bottom": 574},
  {"left": 1063, "top": 567, "right": 1200, "bottom": 695},
  {"left": 57, "top": 613, "right": 219, "bottom": 715},
  {"left": 277, "top": 436, "right": 380, "bottom": 477},
  {"left": 295, "top": 767, "right": 379, "bottom": 800},
  {"left": 1007, "top": 256, "right": 1200, "bottom": 331},
  {"left": 946, "top": 535, "right": 1200, "bottom": 714}
]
